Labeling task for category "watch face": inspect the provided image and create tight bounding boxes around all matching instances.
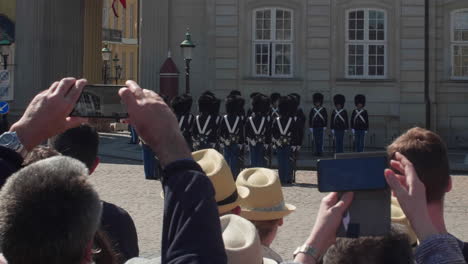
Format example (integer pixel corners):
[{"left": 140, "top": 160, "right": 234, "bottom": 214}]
[{"left": 0, "top": 133, "right": 14, "bottom": 145}]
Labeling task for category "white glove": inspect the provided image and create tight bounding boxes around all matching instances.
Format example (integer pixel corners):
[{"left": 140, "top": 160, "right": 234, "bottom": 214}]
[
  {"left": 309, "top": 128, "right": 314, "bottom": 133},
  {"left": 352, "top": 129, "right": 355, "bottom": 134},
  {"left": 331, "top": 129, "right": 335, "bottom": 135},
  {"left": 291, "top": 146, "right": 297, "bottom": 152},
  {"left": 323, "top": 127, "right": 326, "bottom": 131},
  {"left": 365, "top": 130, "right": 368, "bottom": 134}
]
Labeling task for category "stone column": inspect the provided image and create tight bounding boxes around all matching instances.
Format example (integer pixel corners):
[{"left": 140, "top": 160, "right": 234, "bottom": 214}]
[{"left": 83, "top": 0, "right": 104, "bottom": 84}]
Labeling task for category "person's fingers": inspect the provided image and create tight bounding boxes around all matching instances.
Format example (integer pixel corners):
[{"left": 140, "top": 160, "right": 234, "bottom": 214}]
[
  {"left": 119, "top": 87, "right": 137, "bottom": 107},
  {"left": 390, "top": 160, "right": 405, "bottom": 175},
  {"left": 385, "top": 169, "right": 408, "bottom": 199},
  {"left": 125, "top": 80, "right": 143, "bottom": 98},
  {"left": 322, "top": 192, "right": 339, "bottom": 207},
  {"left": 332, "top": 192, "right": 354, "bottom": 212},
  {"left": 64, "top": 117, "right": 88, "bottom": 130},
  {"left": 65, "top": 79, "right": 87, "bottom": 102},
  {"left": 49, "top": 81, "right": 60, "bottom": 93},
  {"left": 55, "top": 77, "right": 77, "bottom": 96},
  {"left": 395, "top": 152, "right": 413, "bottom": 167}
]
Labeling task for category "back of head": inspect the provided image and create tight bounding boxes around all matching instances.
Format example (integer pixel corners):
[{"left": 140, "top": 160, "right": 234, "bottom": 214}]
[
  {"left": 226, "top": 95, "right": 245, "bottom": 116},
  {"left": 323, "top": 226, "right": 413, "bottom": 264},
  {"left": 289, "top": 93, "right": 301, "bottom": 106},
  {"left": 270, "top": 93, "right": 281, "bottom": 105},
  {"left": 198, "top": 93, "right": 214, "bottom": 114},
  {"left": 229, "top": 90, "right": 242, "bottom": 97},
  {"left": 387, "top": 127, "right": 450, "bottom": 203},
  {"left": 22, "top": 145, "right": 60, "bottom": 166},
  {"left": 50, "top": 124, "right": 99, "bottom": 170},
  {"left": 0, "top": 156, "right": 102, "bottom": 264},
  {"left": 278, "top": 96, "right": 292, "bottom": 117}
]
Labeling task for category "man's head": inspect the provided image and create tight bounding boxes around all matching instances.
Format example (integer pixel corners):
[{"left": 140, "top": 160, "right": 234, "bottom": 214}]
[
  {"left": 49, "top": 124, "right": 99, "bottom": 173},
  {"left": 22, "top": 145, "right": 60, "bottom": 166},
  {"left": 251, "top": 219, "right": 283, "bottom": 246},
  {"left": 0, "top": 156, "right": 102, "bottom": 264},
  {"left": 334, "top": 94, "right": 346, "bottom": 110},
  {"left": 387, "top": 127, "right": 451, "bottom": 203},
  {"left": 323, "top": 226, "right": 413, "bottom": 264},
  {"left": 270, "top": 93, "right": 281, "bottom": 108},
  {"left": 313, "top": 93, "right": 324, "bottom": 107}
]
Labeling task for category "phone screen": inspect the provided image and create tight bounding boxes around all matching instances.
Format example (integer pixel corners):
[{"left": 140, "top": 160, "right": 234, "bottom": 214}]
[
  {"left": 318, "top": 156, "right": 387, "bottom": 192},
  {"left": 71, "top": 85, "right": 128, "bottom": 118}
]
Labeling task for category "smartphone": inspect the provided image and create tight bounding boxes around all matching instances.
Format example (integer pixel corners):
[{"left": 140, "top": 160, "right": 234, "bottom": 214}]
[
  {"left": 317, "top": 156, "right": 387, "bottom": 192},
  {"left": 336, "top": 189, "right": 391, "bottom": 237},
  {"left": 71, "top": 85, "right": 128, "bottom": 118}
]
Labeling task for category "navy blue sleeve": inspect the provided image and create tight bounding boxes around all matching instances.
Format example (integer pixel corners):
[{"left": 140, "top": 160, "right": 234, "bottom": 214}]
[{"left": 161, "top": 160, "right": 227, "bottom": 264}]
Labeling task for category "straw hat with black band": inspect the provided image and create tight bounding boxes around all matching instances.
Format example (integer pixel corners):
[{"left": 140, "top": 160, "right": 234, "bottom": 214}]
[
  {"left": 236, "top": 168, "right": 295, "bottom": 221},
  {"left": 192, "top": 149, "right": 249, "bottom": 214}
]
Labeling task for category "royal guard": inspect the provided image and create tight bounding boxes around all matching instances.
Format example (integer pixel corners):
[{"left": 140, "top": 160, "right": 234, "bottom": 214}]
[
  {"left": 309, "top": 93, "right": 328, "bottom": 156},
  {"left": 351, "top": 94, "right": 369, "bottom": 152},
  {"left": 171, "top": 94, "right": 194, "bottom": 150},
  {"left": 331, "top": 94, "right": 349, "bottom": 153},
  {"left": 192, "top": 92, "right": 221, "bottom": 150},
  {"left": 289, "top": 93, "right": 306, "bottom": 148},
  {"left": 220, "top": 95, "right": 245, "bottom": 177},
  {"left": 272, "top": 96, "right": 299, "bottom": 184},
  {"left": 270, "top": 93, "right": 281, "bottom": 120},
  {"left": 246, "top": 94, "right": 271, "bottom": 167},
  {"left": 246, "top": 92, "right": 260, "bottom": 117}
]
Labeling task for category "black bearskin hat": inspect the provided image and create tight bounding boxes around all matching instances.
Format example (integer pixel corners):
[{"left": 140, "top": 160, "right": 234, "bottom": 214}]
[
  {"left": 250, "top": 92, "right": 260, "bottom": 99},
  {"left": 354, "top": 94, "right": 366, "bottom": 107},
  {"left": 333, "top": 94, "right": 346, "bottom": 107},
  {"left": 210, "top": 98, "right": 221, "bottom": 116},
  {"left": 313, "top": 93, "right": 324, "bottom": 105},
  {"left": 270, "top": 93, "right": 281, "bottom": 104},
  {"left": 252, "top": 94, "right": 270, "bottom": 114},
  {"left": 198, "top": 94, "right": 213, "bottom": 114},
  {"left": 226, "top": 95, "right": 245, "bottom": 116},
  {"left": 171, "top": 94, "right": 193, "bottom": 115},
  {"left": 289, "top": 93, "right": 301, "bottom": 105},
  {"left": 201, "top": 91, "right": 215, "bottom": 98},
  {"left": 229, "top": 90, "right": 242, "bottom": 97},
  {"left": 278, "top": 96, "right": 293, "bottom": 117}
]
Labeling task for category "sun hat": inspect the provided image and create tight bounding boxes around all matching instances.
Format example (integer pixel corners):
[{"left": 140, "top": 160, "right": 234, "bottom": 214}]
[
  {"left": 193, "top": 149, "right": 249, "bottom": 214},
  {"left": 221, "top": 214, "right": 276, "bottom": 264},
  {"left": 236, "top": 168, "right": 295, "bottom": 221}
]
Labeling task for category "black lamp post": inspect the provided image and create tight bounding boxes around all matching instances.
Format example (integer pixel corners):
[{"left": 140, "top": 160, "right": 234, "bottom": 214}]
[
  {"left": 180, "top": 29, "right": 196, "bottom": 94},
  {"left": 0, "top": 35, "right": 12, "bottom": 70},
  {"left": 101, "top": 43, "right": 112, "bottom": 84},
  {"left": 113, "top": 54, "right": 122, "bottom": 85}
]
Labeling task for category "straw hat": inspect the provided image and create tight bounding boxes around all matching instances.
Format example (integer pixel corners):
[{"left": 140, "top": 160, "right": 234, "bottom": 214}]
[
  {"left": 236, "top": 168, "right": 296, "bottom": 221},
  {"left": 221, "top": 214, "right": 276, "bottom": 264},
  {"left": 193, "top": 149, "right": 249, "bottom": 214},
  {"left": 391, "top": 197, "right": 418, "bottom": 245}
]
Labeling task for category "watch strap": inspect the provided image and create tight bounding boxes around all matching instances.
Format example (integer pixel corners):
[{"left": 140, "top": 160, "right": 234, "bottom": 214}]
[{"left": 294, "top": 244, "right": 321, "bottom": 262}]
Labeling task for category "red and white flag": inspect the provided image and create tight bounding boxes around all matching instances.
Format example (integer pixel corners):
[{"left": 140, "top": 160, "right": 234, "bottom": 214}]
[{"left": 112, "top": 0, "right": 127, "bottom": 17}]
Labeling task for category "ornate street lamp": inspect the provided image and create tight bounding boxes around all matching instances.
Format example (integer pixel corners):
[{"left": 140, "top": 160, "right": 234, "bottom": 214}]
[
  {"left": 180, "top": 29, "right": 196, "bottom": 94},
  {"left": 113, "top": 54, "right": 122, "bottom": 85},
  {"left": 101, "top": 43, "right": 112, "bottom": 84},
  {"left": 0, "top": 35, "right": 12, "bottom": 70}
]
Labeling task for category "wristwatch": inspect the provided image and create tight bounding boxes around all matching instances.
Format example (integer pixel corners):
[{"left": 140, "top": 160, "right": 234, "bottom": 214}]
[
  {"left": 0, "top": 132, "right": 28, "bottom": 158},
  {"left": 293, "top": 244, "right": 322, "bottom": 262}
]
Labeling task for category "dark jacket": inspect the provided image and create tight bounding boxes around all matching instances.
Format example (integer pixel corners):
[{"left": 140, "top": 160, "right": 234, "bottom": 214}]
[
  {"left": 192, "top": 114, "right": 220, "bottom": 146},
  {"left": 294, "top": 108, "right": 306, "bottom": 145},
  {"left": 177, "top": 113, "right": 194, "bottom": 146},
  {"left": 309, "top": 107, "right": 328, "bottom": 128},
  {"left": 351, "top": 109, "right": 369, "bottom": 130},
  {"left": 331, "top": 109, "right": 349, "bottom": 130},
  {"left": 161, "top": 159, "right": 227, "bottom": 264},
  {"left": 271, "top": 116, "right": 300, "bottom": 148},
  {"left": 101, "top": 201, "right": 139, "bottom": 261},
  {"left": 219, "top": 115, "right": 245, "bottom": 146},
  {"left": 245, "top": 114, "right": 271, "bottom": 146}
]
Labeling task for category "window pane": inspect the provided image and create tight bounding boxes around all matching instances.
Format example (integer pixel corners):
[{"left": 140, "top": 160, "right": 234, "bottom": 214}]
[
  {"left": 255, "top": 44, "right": 270, "bottom": 76},
  {"left": 453, "top": 11, "right": 468, "bottom": 41},
  {"left": 357, "top": 30, "right": 364, "bottom": 40},
  {"left": 453, "top": 44, "right": 468, "bottom": 77},
  {"left": 274, "top": 44, "right": 292, "bottom": 75},
  {"left": 348, "top": 45, "right": 365, "bottom": 76},
  {"left": 350, "top": 11, "right": 356, "bottom": 19},
  {"left": 255, "top": 10, "right": 271, "bottom": 40},
  {"left": 377, "top": 31, "right": 385, "bottom": 40},
  {"left": 349, "top": 30, "right": 356, "bottom": 40},
  {"left": 357, "top": 11, "right": 364, "bottom": 19},
  {"left": 369, "top": 66, "right": 376, "bottom": 76}
]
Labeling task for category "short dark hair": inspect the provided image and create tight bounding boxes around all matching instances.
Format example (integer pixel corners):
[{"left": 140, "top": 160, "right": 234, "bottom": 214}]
[
  {"left": 323, "top": 226, "right": 413, "bottom": 264},
  {"left": 50, "top": 124, "right": 99, "bottom": 170},
  {"left": 387, "top": 127, "right": 450, "bottom": 203},
  {"left": 0, "top": 156, "right": 102, "bottom": 264},
  {"left": 22, "top": 145, "right": 60, "bottom": 166},
  {"left": 251, "top": 219, "right": 281, "bottom": 243}
]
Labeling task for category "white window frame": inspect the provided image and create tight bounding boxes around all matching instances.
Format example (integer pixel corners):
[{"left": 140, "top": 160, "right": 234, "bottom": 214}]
[
  {"left": 345, "top": 8, "right": 387, "bottom": 79},
  {"left": 450, "top": 9, "right": 468, "bottom": 80},
  {"left": 252, "top": 7, "right": 294, "bottom": 78}
]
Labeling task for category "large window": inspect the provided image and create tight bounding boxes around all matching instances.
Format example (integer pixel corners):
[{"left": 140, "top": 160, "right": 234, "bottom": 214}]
[
  {"left": 346, "top": 9, "right": 387, "bottom": 79},
  {"left": 253, "top": 8, "right": 293, "bottom": 77},
  {"left": 451, "top": 9, "right": 468, "bottom": 79}
]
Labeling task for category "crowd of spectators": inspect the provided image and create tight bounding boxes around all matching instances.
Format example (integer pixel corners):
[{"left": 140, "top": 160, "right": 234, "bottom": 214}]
[{"left": 0, "top": 77, "right": 466, "bottom": 264}]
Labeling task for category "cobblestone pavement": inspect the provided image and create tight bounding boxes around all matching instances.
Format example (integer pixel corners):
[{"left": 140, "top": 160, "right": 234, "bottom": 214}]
[{"left": 90, "top": 156, "right": 468, "bottom": 259}]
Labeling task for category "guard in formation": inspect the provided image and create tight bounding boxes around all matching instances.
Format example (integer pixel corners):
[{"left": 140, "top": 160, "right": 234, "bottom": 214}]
[
  {"left": 192, "top": 92, "right": 221, "bottom": 150},
  {"left": 309, "top": 93, "right": 327, "bottom": 156},
  {"left": 272, "top": 95, "right": 300, "bottom": 184},
  {"left": 219, "top": 95, "right": 245, "bottom": 177},
  {"left": 171, "top": 94, "right": 194, "bottom": 150},
  {"left": 351, "top": 94, "right": 369, "bottom": 152},
  {"left": 246, "top": 94, "right": 271, "bottom": 168},
  {"left": 330, "top": 94, "right": 349, "bottom": 153}
]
